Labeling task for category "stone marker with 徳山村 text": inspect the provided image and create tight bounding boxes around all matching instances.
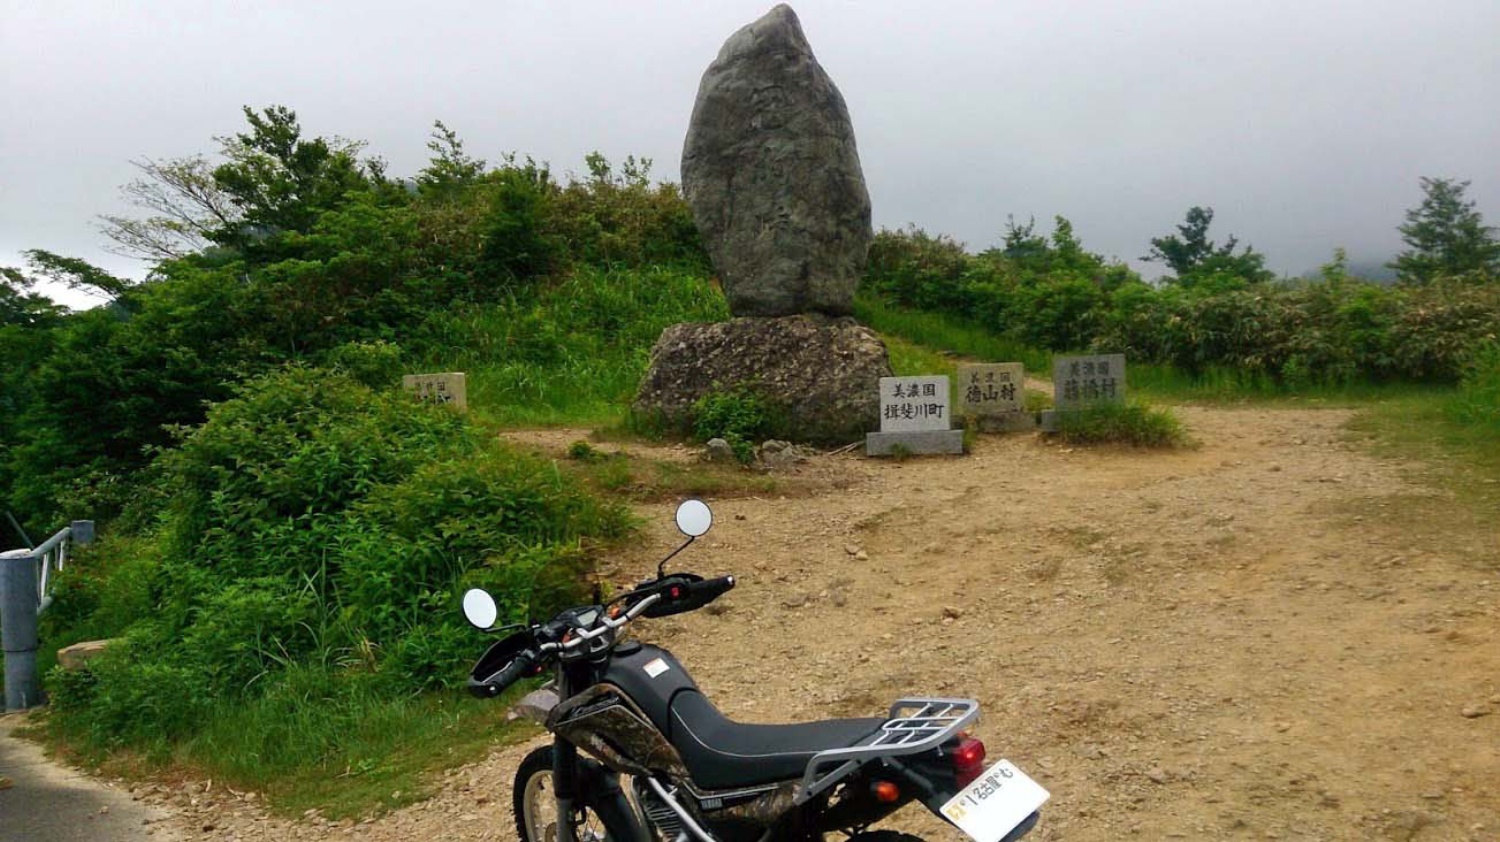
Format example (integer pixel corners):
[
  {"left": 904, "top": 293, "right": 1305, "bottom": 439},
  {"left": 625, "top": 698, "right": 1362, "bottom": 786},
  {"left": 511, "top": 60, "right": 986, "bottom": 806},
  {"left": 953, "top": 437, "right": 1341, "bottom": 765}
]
[{"left": 958, "top": 362, "right": 1035, "bottom": 433}]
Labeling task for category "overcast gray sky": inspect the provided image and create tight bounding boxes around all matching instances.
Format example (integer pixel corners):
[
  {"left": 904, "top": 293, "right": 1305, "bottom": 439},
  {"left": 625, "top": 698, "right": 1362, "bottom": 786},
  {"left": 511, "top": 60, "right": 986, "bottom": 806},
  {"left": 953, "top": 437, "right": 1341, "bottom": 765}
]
[{"left": 4, "top": 0, "right": 1498, "bottom": 308}]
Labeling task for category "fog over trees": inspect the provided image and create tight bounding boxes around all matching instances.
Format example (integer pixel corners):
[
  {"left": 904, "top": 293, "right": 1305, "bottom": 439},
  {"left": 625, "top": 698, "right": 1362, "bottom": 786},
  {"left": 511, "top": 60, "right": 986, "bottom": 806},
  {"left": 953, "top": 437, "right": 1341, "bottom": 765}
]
[{"left": 4, "top": 1, "right": 1496, "bottom": 306}]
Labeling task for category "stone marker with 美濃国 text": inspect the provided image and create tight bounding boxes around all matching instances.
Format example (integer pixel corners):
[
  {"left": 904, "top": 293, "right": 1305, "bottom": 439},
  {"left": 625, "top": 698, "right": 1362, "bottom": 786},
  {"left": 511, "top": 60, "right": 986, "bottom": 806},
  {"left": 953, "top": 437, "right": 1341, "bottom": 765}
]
[
  {"left": 866, "top": 375, "right": 965, "bottom": 456},
  {"left": 402, "top": 372, "right": 467, "bottom": 411},
  {"left": 1041, "top": 354, "right": 1126, "bottom": 431},
  {"left": 958, "top": 362, "right": 1034, "bottom": 432}
]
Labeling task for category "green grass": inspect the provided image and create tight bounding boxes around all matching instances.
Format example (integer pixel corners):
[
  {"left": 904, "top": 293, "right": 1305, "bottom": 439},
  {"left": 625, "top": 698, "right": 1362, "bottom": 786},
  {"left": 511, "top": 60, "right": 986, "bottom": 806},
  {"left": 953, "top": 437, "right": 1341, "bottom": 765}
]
[
  {"left": 1129, "top": 362, "right": 1455, "bottom": 407},
  {"left": 1346, "top": 347, "right": 1500, "bottom": 515},
  {"left": 1049, "top": 401, "right": 1189, "bottom": 448},
  {"left": 40, "top": 669, "right": 535, "bottom": 820},
  {"left": 414, "top": 265, "right": 728, "bottom": 429},
  {"left": 856, "top": 295, "right": 1050, "bottom": 372}
]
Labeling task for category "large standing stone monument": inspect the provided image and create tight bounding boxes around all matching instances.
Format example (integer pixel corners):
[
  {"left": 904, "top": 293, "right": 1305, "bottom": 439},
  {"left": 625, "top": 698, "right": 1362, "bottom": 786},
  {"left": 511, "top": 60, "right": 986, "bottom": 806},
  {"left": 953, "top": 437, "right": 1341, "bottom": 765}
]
[
  {"left": 681, "top": 3, "right": 872, "bottom": 317},
  {"left": 634, "top": 5, "right": 891, "bottom": 442}
]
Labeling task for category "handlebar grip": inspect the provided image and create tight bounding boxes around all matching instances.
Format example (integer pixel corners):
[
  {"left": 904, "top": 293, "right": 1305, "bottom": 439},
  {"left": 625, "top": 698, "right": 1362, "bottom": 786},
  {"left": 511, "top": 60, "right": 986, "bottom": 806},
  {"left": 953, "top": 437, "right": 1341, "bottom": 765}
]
[
  {"left": 467, "top": 650, "right": 536, "bottom": 699},
  {"left": 688, "top": 575, "right": 736, "bottom": 601}
]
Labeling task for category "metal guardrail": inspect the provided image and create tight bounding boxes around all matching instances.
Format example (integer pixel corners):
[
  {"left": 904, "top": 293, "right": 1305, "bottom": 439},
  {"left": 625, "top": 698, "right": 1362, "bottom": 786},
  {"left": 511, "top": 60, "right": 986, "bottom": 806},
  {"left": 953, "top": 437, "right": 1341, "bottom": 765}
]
[{"left": 1, "top": 520, "right": 93, "bottom": 711}]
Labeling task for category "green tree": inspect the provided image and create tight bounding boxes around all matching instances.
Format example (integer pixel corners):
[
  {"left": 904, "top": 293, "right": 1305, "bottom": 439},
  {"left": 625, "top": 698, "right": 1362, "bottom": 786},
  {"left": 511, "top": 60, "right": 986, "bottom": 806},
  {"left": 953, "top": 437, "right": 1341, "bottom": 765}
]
[
  {"left": 212, "top": 105, "right": 375, "bottom": 240},
  {"left": 10, "top": 250, "right": 133, "bottom": 299},
  {"left": 1, "top": 266, "right": 67, "bottom": 327},
  {"left": 1144, "top": 206, "right": 1273, "bottom": 287},
  {"left": 416, "top": 120, "right": 487, "bottom": 198},
  {"left": 1390, "top": 177, "right": 1500, "bottom": 284},
  {"left": 98, "top": 156, "right": 242, "bottom": 261}
]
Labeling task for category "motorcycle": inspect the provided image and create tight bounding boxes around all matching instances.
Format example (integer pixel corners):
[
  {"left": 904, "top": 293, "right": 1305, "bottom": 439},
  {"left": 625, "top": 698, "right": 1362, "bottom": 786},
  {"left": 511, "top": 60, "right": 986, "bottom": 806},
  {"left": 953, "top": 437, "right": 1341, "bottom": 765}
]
[{"left": 461, "top": 500, "right": 1048, "bottom": 842}]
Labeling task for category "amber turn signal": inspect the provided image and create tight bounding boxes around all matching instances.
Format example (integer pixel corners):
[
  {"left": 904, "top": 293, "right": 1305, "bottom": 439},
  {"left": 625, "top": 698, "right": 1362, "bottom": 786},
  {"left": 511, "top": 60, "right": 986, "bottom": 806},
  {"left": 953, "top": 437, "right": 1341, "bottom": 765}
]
[{"left": 872, "top": 780, "right": 901, "bottom": 803}]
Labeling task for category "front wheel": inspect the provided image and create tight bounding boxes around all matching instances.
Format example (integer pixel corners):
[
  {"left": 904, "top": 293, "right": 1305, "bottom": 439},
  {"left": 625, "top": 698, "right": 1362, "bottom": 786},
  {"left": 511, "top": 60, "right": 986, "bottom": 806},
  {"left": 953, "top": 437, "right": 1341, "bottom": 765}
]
[{"left": 514, "top": 745, "right": 641, "bottom": 842}]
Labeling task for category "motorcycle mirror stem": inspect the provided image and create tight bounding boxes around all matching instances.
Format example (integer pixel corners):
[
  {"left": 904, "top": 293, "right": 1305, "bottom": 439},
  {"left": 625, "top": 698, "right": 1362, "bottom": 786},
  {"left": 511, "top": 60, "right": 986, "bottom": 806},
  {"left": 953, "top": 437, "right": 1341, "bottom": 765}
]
[{"left": 658, "top": 499, "right": 713, "bottom": 578}]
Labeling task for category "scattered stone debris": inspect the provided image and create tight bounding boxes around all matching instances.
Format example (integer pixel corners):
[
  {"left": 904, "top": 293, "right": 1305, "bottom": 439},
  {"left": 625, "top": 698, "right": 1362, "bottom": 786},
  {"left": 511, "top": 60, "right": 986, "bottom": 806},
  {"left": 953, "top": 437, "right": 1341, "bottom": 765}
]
[{"left": 704, "top": 438, "right": 736, "bottom": 462}]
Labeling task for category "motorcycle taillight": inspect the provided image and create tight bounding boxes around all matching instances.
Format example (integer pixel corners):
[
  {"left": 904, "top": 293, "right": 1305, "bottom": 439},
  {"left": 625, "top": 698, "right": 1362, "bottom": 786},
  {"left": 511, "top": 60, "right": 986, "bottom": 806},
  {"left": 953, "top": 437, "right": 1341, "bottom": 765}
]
[{"left": 953, "top": 736, "right": 986, "bottom": 786}]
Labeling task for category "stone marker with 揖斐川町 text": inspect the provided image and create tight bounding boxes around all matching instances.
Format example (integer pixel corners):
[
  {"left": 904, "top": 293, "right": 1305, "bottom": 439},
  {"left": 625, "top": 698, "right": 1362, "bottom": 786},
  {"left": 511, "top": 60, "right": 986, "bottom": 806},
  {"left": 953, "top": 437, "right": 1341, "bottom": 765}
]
[{"left": 866, "top": 375, "right": 965, "bottom": 456}]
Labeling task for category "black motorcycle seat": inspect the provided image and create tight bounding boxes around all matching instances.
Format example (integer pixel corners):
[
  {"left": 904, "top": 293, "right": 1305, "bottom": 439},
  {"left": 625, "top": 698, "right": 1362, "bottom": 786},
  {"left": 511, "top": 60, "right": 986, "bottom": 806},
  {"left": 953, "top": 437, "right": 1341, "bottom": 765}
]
[{"left": 667, "top": 690, "right": 885, "bottom": 791}]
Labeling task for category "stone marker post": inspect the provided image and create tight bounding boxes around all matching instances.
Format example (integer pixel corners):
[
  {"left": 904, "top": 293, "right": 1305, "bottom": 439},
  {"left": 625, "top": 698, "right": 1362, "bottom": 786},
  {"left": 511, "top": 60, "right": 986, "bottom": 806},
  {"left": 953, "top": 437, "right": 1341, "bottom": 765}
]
[
  {"left": 402, "top": 372, "right": 468, "bottom": 411},
  {"left": 958, "top": 362, "right": 1034, "bottom": 432},
  {"left": 866, "top": 375, "right": 965, "bottom": 456},
  {"left": 1042, "top": 354, "right": 1127, "bottom": 431}
]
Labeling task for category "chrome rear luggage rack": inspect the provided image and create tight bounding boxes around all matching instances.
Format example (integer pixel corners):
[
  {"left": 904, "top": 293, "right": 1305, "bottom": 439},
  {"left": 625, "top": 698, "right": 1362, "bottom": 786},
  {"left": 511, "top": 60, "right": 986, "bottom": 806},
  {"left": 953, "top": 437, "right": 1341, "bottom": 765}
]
[{"left": 795, "top": 697, "right": 979, "bottom": 803}]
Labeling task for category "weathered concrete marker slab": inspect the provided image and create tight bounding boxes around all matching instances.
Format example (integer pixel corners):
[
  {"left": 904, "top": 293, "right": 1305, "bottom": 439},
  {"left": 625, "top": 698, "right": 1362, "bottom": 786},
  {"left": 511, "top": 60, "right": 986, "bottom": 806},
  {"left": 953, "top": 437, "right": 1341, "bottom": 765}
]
[
  {"left": 1042, "top": 354, "right": 1127, "bottom": 431},
  {"left": 402, "top": 372, "right": 467, "bottom": 411},
  {"left": 958, "top": 362, "right": 1034, "bottom": 432},
  {"left": 866, "top": 375, "right": 964, "bottom": 455}
]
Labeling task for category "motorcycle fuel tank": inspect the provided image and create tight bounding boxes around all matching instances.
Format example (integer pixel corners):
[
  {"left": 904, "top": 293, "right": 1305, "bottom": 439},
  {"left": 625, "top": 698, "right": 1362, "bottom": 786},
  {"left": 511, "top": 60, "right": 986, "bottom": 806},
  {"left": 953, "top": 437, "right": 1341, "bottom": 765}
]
[{"left": 599, "top": 643, "right": 700, "bottom": 735}]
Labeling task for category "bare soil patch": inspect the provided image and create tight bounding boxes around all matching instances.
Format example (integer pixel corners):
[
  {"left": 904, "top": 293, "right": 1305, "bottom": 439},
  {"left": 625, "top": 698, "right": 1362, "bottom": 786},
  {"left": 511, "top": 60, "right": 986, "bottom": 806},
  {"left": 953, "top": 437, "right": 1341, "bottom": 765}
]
[{"left": 142, "top": 407, "right": 1500, "bottom": 841}]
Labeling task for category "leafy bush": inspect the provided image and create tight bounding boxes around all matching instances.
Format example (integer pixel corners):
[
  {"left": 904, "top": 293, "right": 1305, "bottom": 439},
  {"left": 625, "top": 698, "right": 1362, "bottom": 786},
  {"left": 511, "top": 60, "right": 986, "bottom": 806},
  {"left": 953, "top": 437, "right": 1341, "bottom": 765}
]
[
  {"left": 865, "top": 226, "right": 1500, "bottom": 388},
  {"left": 45, "top": 364, "right": 629, "bottom": 749},
  {"left": 692, "top": 387, "right": 773, "bottom": 464},
  {"left": 1449, "top": 342, "right": 1500, "bottom": 428},
  {"left": 1051, "top": 402, "right": 1188, "bottom": 448},
  {"left": 2, "top": 110, "right": 712, "bottom": 531}
]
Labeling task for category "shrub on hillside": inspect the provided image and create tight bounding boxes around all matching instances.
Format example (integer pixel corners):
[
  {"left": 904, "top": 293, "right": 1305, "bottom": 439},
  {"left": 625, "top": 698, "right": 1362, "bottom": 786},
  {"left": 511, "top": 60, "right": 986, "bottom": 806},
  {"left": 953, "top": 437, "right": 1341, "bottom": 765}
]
[
  {"left": 1448, "top": 342, "right": 1500, "bottom": 428},
  {"left": 865, "top": 227, "right": 1500, "bottom": 387},
  {"left": 45, "top": 365, "right": 630, "bottom": 746},
  {"left": 692, "top": 387, "right": 774, "bottom": 464}
]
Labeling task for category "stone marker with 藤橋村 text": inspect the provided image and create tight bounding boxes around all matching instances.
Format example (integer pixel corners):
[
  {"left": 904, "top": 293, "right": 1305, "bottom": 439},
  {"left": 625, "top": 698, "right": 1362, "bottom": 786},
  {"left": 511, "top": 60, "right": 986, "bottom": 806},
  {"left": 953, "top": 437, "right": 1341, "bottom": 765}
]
[
  {"left": 402, "top": 372, "right": 467, "bottom": 411},
  {"left": 958, "top": 362, "right": 1034, "bottom": 433},
  {"left": 1041, "top": 354, "right": 1126, "bottom": 431},
  {"left": 866, "top": 375, "right": 965, "bottom": 456}
]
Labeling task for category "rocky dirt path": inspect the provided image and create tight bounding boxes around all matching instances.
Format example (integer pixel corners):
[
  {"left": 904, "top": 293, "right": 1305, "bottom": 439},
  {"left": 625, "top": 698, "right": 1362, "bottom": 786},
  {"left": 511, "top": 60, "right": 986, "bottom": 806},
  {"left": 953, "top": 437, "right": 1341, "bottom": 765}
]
[{"left": 128, "top": 407, "right": 1500, "bottom": 840}]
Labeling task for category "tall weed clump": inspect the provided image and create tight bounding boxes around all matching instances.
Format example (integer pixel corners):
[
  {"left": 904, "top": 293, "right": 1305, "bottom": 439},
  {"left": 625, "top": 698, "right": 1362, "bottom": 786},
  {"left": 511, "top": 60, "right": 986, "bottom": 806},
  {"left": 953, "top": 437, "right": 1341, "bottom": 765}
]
[
  {"left": 45, "top": 365, "right": 629, "bottom": 756},
  {"left": 1448, "top": 342, "right": 1500, "bottom": 429},
  {"left": 1050, "top": 402, "right": 1188, "bottom": 448}
]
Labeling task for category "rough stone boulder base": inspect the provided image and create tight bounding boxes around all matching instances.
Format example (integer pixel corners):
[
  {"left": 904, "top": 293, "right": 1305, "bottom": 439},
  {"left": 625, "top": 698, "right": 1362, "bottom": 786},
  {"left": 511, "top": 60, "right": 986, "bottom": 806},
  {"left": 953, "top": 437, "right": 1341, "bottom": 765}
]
[
  {"left": 633, "top": 316, "right": 892, "bottom": 443},
  {"left": 682, "top": 4, "right": 872, "bottom": 317}
]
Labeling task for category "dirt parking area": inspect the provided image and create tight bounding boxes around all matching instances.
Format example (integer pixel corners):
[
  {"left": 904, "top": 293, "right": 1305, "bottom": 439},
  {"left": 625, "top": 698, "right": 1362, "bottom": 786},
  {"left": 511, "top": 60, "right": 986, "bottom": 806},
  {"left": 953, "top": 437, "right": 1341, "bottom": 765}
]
[{"left": 148, "top": 406, "right": 1500, "bottom": 841}]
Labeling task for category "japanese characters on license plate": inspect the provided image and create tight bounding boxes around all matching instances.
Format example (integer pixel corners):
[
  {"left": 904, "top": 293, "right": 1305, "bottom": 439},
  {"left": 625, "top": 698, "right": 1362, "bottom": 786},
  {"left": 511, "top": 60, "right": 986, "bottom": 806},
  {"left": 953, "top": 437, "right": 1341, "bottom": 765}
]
[{"left": 939, "top": 760, "right": 1049, "bottom": 842}]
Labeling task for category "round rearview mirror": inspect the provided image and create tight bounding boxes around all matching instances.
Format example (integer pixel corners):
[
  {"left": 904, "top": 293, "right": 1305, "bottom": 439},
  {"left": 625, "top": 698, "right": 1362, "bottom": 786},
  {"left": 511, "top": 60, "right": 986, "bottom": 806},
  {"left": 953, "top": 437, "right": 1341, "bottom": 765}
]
[
  {"left": 462, "top": 588, "right": 499, "bottom": 630},
  {"left": 675, "top": 499, "right": 713, "bottom": 538}
]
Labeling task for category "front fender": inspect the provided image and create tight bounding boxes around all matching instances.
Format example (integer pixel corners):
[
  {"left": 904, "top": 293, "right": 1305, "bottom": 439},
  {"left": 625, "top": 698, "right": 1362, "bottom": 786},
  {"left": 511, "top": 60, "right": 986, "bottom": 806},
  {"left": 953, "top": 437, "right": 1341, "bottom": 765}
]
[{"left": 509, "top": 683, "right": 560, "bottom": 725}]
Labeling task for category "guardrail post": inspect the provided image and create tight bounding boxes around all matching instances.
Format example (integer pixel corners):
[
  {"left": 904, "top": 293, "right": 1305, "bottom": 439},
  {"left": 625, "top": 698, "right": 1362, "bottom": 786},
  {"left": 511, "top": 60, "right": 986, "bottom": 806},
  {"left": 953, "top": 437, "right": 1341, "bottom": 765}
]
[
  {"left": 1, "top": 547, "right": 41, "bottom": 711},
  {"left": 70, "top": 520, "right": 94, "bottom": 546}
]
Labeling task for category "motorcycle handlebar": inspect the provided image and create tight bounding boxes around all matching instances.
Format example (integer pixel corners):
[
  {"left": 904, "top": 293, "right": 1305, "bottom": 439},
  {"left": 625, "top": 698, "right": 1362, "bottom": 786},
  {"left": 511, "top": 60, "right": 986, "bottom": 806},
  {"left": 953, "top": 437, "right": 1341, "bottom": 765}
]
[
  {"left": 467, "top": 649, "right": 537, "bottom": 698},
  {"left": 689, "top": 574, "right": 736, "bottom": 602},
  {"left": 467, "top": 572, "right": 735, "bottom": 698},
  {"left": 641, "top": 574, "right": 735, "bottom": 617}
]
